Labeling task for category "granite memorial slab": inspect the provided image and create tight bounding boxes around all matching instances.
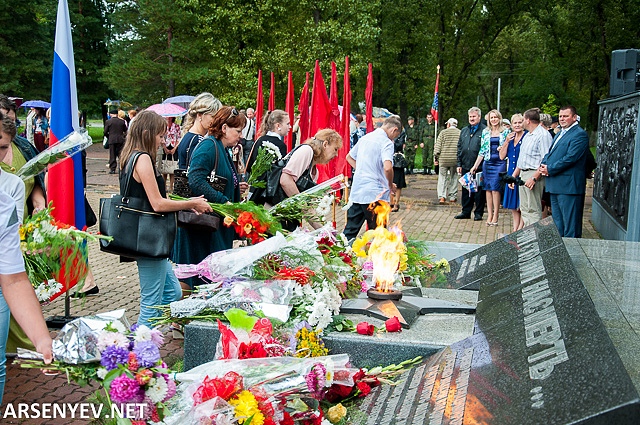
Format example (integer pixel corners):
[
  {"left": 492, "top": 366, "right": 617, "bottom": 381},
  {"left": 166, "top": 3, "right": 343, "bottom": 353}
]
[{"left": 358, "top": 219, "right": 640, "bottom": 424}]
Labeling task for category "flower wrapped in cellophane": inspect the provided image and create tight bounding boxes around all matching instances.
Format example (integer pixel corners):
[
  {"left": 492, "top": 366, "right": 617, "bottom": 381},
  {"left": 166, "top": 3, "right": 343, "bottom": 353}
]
[
  {"left": 163, "top": 353, "right": 423, "bottom": 425},
  {"left": 17, "top": 310, "right": 175, "bottom": 423},
  {"left": 16, "top": 128, "right": 93, "bottom": 181},
  {"left": 269, "top": 174, "right": 348, "bottom": 224},
  {"left": 166, "top": 226, "right": 358, "bottom": 331},
  {"left": 19, "top": 204, "right": 112, "bottom": 303}
]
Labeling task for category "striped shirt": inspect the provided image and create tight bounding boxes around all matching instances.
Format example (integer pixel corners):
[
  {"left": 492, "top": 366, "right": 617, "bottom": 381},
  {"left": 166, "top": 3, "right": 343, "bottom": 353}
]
[{"left": 516, "top": 124, "right": 553, "bottom": 170}]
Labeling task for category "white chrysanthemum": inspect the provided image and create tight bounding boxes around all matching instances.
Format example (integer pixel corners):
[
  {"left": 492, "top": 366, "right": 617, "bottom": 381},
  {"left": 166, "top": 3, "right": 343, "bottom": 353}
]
[
  {"left": 110, "top": 321, "right": 127, "bottom": 333},
  {"left": 146, "top": 376, "right": 168, "bottom": 403},
  {"left": 134, "top": 325, "right": 152, "bottom": 342},
  {"left": 262, "top": 141, "right": 282, "bottom": 160},
  {"left": 32, "top": 229, "right": 45, "bottom": 244},
  {"left": 39, "top": 221, "right": 58, "bottom": 237},
  {"left": 306, "top": 300, "right": 332, "bottom": 330},
  {"left": 34, "top": 285, "right": 49, "bottom": 302},
  {"left": 97, "top": 330, "right": 130, "bottom": 351},
  {"left": 96, "top": 368, "right": 108, "bottom": 380}
]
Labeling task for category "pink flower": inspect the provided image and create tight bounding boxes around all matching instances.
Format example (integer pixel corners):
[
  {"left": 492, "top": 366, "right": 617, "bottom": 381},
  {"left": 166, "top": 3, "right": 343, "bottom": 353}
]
[
  {"left": 385, "top": 316, "right": 402, "bottom": 332},
  {"left": 109, "top": 375, "right": 143, "bottom": 403},
  {"left": 356, "top": 322, "right": 375, "bottom": 336}
]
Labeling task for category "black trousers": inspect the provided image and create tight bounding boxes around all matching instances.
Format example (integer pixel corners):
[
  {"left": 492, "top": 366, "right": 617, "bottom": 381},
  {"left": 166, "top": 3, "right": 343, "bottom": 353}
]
[
  {"left": 460, "top": 169, "right": 485, "bottom": 217},
  {"left": 109, "top": 142, "right": 123, "bottom": 172},
  {"left": 344, "top": 203, "right": 378, "bottom": 241}
]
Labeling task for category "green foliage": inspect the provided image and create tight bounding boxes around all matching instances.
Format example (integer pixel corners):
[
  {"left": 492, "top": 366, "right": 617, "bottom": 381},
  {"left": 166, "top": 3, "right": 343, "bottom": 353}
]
[{"left": 541, "top": 94, "right": 560, "bottom": 116}]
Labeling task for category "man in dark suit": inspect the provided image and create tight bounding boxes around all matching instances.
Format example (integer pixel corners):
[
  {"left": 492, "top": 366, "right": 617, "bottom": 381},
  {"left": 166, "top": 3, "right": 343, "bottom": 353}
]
[
  {"left": 455, "top": 107, "right": 486, "bottom": 220},
  {"left": 104, "top": 109, "right": 127, "bottom": 174},
  {"left": 539, "top": 106, "right": 589, "bottom": 237}
]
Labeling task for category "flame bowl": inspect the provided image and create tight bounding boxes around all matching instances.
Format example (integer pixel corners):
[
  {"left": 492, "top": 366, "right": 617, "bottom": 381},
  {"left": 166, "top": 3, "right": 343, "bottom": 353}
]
[{"left": 367, "top": 288, "right": 403, "bottom": 301}]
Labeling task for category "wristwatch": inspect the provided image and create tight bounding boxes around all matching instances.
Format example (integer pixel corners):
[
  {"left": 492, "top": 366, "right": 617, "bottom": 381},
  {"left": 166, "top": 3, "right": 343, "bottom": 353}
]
[{"left": 532, "top": 177, "right": 538, "bottom": 183}]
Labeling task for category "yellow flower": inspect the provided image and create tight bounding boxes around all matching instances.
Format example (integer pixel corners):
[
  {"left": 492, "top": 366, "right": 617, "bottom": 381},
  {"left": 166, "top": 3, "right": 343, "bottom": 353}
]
[
  {"left": 18, "top": 226, "right": 26, "bottom": 241},
  {"left": 327, "top": 403, "right": 347, "bottom": 424},
  {"left": 244, "top": 223, "right": 253, "bottom": 234},
  {"left": 223, "top": 216, "right": 234, "bottom": 226},
  {"left": 229, "top": 391, "right": 264, "bottom": 425}
]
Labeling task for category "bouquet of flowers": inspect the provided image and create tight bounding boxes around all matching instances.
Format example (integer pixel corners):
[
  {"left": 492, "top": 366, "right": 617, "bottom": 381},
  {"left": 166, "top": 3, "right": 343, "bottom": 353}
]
[
  {"left": 164, "top": 354, "right": 423, "bottom": 425},
  {"left": 269, "top": 175, "right": 348, "bottom": 224},
  {"left": 17, "top": 310, "right": 175, "bottom": 423},
  {"left": 403, "top": 240, "right": 451, "bottom": 287},
  {"left": 19, "top": 204, "right": 112, "bottom": 303},
  {"left": 246, "top": 141, "right": 282, "bottom": 188},
  {"left": 170, "top": 195, "right": 283, "bottom": 243},
  {"left": 16, "top": 128, "right": 93, "bottom": 181}
]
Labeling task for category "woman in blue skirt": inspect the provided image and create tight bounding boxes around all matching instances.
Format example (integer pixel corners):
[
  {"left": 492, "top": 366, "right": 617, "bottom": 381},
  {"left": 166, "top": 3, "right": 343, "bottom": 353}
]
[{"left": 500, "top": 113, "right": 527, "bottom": 232}]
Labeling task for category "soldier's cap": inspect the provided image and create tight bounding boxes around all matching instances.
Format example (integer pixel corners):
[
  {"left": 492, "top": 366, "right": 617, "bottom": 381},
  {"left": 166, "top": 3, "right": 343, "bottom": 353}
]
[{"left": 408, "top": 116, "right": 414, "bottom": 120}]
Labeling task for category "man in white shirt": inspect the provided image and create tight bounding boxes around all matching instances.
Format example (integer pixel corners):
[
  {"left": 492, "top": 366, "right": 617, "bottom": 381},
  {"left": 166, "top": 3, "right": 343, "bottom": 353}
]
[
  {"left": 343, "top": 115, "right": 401, "bottom": 241},
  {"left": 241, "top": 108, "right": 256, "bottom": 166},
  {"left": 511, "top": 108, "right": 553, "bottom": 226}
]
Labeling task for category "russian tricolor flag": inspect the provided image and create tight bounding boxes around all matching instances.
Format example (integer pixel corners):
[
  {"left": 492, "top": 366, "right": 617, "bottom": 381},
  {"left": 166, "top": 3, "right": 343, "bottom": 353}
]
[
  {"left": 48, "top": 0, "right": 87, "bottom": 297},
  {"left": 48, "top": 0, "right": 85, "bottom": 230}
]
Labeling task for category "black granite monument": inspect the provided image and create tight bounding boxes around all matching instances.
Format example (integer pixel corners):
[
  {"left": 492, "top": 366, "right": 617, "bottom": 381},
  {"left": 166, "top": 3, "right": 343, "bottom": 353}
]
[{"left": 359, "top": 219, "right": 640, "bottom": 424}]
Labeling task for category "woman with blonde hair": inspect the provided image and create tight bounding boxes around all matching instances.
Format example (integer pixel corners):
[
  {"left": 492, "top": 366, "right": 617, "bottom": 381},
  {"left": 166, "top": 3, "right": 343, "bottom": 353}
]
[
  {"left": 501, "top": 113, "right": 527, "bottom": 231},
  {"left": 470, "top": 109, "right": 510, "bottom": 226},
  {"left": 176, "top": 92, "right": 222, "bottom": 169},
  {"left": 119, "top": 110, "right": 211, "bottom": 327}
]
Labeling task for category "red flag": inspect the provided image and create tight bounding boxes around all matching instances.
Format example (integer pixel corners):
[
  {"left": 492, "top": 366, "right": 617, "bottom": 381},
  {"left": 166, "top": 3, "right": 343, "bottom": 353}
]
[
  {"left": 309, "top": 60, "right": 330, "bottom": 136},
  {"left": 284, "top": 71, "right": 295, "bottom": 152},
  {"left": 339, "top": 56, "right": 352, "bottom": 178},
  {"left": 365, "top": 62, "right": 374, "bottom": 133},
  {"left": 298, "top": 72, "right": 310, "bottom": 142},
  {"left": 431, "top": 65, "right": 440, "bottom": 122},
  {"left": 318, "top": 61, "right": 345, "bottom": 182},
  {"left": 255, "top": 70, "right": 264, "bottom": 137},
  {"left": 268, "top": 71, "right": 275, "bottom": 111},
  {"left": 328, "top": 61, "right": 341, "bottom": 132}
]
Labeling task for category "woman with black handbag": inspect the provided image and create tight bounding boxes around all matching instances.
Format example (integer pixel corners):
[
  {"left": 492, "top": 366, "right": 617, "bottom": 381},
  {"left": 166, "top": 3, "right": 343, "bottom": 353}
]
[
  {"left": 272, "top": 129, "right": 343, "bottom": 231},
  {"left": 119, "top": 111, "right": 211, "bottom": 328},
  {"left": 172, "top": 107, "right": 248, "bottom": 291}
]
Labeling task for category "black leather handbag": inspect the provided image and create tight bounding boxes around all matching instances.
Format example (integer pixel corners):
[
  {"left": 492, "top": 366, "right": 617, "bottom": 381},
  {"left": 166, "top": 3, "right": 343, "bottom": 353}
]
[
  {"left": 99, "top": 152, "right": 177, "bottom": 258},
  {"left": 262, "top": 145, "right": 315, "bottom": 205},
  {"left": 173, "top": 138, "right": 227, "bottom": 198}
]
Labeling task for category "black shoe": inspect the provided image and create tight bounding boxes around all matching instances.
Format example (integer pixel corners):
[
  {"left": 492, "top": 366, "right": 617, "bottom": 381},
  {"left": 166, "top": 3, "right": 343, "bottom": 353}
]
[
  {"left": 474, "top": 216, "right": 483, "bottom": 221},
  {"left": 71, "top": 286, "right": 99, "bottom": 298},
  {"left": 109, "top": 170, "right": 116, "bottom": 174},
  {"left": 454, "top": 213, "right": 471, "bottom": 219}
]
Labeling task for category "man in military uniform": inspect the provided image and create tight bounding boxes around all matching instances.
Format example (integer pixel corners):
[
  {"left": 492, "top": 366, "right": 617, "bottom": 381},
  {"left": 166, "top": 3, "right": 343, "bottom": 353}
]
[
  {"left": 420, "top": 113, "right": 436, "bottom": 174},
  {"left": 404, "top": 116, "right": 419, "bottom": 174}
]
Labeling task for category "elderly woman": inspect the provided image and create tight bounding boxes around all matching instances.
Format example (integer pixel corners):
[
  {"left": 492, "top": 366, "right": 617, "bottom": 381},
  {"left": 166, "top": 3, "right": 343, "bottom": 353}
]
[
  {"left": 276, "top": 128, "right": 342, "bottom": 230},
  {"left": 172, "top": 107, "right": 248, "bottom": 290}
]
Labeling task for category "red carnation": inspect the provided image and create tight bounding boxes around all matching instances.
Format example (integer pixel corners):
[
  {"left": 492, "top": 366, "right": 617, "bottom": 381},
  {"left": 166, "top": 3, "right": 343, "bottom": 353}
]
[
  {"left": 356, "top": 321, "right": 375, "bottom": 336},
  {"left": 357, "top": 381, "right": 372, "bottom": 397},
  {"left": 385, "top": 316, "right": 402, "bottom": 332}
]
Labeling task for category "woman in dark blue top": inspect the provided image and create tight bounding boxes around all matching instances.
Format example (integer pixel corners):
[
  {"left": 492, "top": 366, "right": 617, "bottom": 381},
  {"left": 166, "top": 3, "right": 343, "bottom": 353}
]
[{"left": 172, "top": 107, "right": 248, "bottom": 290}]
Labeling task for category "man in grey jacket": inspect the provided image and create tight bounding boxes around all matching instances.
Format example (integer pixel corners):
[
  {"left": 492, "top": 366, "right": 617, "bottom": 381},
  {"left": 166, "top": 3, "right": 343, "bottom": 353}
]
[{"left": 455, "top": 107, "right": 486, "bottom": 220}]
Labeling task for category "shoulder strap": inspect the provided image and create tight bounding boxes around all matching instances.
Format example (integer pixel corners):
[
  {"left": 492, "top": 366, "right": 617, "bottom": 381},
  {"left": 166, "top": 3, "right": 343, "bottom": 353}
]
[
  {"left": 184, "top": 133, "right": 201, "bottom": 167},
  {"left": 120, "top": 151, "right": 144, "bottom": 198}
]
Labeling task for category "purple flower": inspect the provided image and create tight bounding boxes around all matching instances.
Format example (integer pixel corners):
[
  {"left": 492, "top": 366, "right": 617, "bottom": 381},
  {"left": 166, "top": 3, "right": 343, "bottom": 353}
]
[
  {"left": 109, "top": 375, "right": 143, "bottom": 404},
  {"left": 133, "top": 341, "right": 161, "bottom": 368},
  {"left": 150, "top": 328, "right": 164, "bottom": 347},
  {"left": 101, "top": 346, "right": 130, "bottom": 370}
]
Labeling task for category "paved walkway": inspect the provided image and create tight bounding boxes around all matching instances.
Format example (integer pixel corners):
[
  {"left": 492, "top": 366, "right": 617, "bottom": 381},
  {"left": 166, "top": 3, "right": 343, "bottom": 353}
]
[{"left": 1, "top": 144, "right": 600, "bottom": 424}]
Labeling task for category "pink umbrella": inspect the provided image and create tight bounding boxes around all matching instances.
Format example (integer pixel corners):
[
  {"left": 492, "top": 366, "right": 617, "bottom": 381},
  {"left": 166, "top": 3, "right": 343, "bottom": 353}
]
[{"left": 146, "top": 103, "right": 187, "bottom": 117}]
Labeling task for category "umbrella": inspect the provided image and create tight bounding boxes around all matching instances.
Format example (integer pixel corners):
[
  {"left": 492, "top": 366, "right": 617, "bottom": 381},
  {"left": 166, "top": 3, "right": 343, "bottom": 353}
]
[
  {"left": 146, "top": 103, "right": 187, "bottom": 117},
  {"left": 22, "top": 100, "right": 51, "bottom": 109},
  {"left": 104, "top": 99, "right": 133, "bottom": 108},
  {"left": 162, "top": 95, "right": 195, "bottom": 109}
]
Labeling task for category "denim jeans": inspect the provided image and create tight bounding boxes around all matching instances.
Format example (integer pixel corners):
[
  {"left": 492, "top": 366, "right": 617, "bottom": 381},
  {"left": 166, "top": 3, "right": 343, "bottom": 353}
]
[
  {"left": 136, "top": 258, "right": 181, "bottom": 328},
  {"left": 0, "top": 287, "right": 11, "bottom": 404}
]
